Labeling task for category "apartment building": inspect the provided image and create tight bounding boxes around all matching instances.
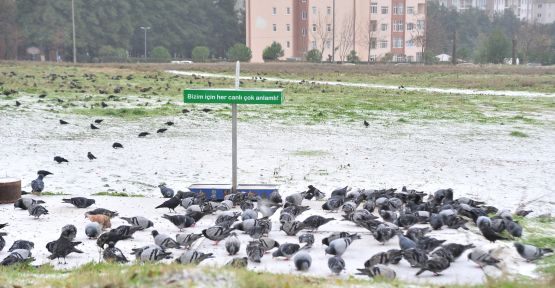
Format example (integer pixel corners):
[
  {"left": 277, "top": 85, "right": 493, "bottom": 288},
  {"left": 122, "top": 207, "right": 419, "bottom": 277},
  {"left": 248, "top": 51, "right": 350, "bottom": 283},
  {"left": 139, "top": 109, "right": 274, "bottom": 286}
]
[
  {"left": 245, "top": 0, "right": 427, "bottom": 63},
  {"left": 437, "top": 0, "right": 555, "bottom": 23}
]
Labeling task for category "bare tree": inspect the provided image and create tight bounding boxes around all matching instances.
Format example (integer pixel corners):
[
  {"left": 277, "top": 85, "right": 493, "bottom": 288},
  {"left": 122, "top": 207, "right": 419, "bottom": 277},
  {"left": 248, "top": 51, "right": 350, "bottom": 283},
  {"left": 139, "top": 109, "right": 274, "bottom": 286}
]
[
  {"left": 310, "top": 11, "right": 332, "bottom": 58},
  {"left": 410, "top": 17, "right": 426, "bottom": 63},
  {"left": 336, "top": 15, "right": 354, "bottom": 62},
  {"left": 518, "top": 21, "right": 550, "bottom": 64},
  {"left": 358, "top": 19, "right": 376, "bottom": 63}
]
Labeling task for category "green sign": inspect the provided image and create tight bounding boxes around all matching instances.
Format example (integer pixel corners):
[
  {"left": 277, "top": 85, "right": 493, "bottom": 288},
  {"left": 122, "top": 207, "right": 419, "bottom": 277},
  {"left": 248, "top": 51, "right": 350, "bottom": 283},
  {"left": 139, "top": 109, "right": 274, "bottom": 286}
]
[{"left": 183, "top": 88, "right": 283, "bottom": 105}]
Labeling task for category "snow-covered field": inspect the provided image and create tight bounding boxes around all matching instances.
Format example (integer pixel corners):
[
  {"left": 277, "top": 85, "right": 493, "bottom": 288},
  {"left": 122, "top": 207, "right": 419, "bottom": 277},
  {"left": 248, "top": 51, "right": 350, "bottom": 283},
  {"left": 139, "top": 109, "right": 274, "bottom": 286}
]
[{"left": 0, "top": 95, "right": 554, "bottom": 285}]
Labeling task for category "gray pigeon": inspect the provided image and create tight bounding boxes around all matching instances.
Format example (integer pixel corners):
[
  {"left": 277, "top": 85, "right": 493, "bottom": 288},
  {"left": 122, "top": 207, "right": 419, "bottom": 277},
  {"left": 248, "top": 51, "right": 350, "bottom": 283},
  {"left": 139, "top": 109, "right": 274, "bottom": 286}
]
[
  {"left": 356, "top": 264, "right": 396, "bottom": 279},
  {"left": 62, "top": 197, "right": 95, "bottom": 208},
  {"left": 430, "top": 247, "right": 455, "bottom": 263},
  {"left": 269, "top": 190, "right": 282, "bottom": 204},
  {"left": 298, "top": 233, "right": 315, "bottom": 248},
  {"left": 246, "top": 241, "right": 264, "bottom": 263},
  {"left": 202, "top": 226, "right": 234, "bottom": 243},
  {"left": 325, "top": 236, "right": 359, "bottom": 257},
  {"left": 85, "top": 222, "right": 102, "bottom": 239},
  {"left": 14, "top": 198, "right": 45, "bottom": 210},
  {"left": 442, "top": 243, "right": 475, "bottom": 260},
  {"left": 280, "top": 221, "right": 305, "bottom": 236},
  {"left": 225, "top": 232, "right": 241, "bottom": 255},
  {"left": 328, "top": 256, "right": 345, "bottom": 275},
  {"left": 402, "top": 248, "right": 428, "bottom": 268},
  {"left": 398, "top": 232, "right": 417, "bottom": 250},
  {"left": 259, "top": 237, "right": 280, "bottom": 252},
  {"left": 272, "top": 243, "right": 300, "bottom": 259},
  {"left": 257, "top": 202, "right": 279, "bottom": 218},
  {"left": 1, "top": 249, "right": 34, "bottom": 266},
  {"left": 61, "top": 224, "right": 77, "bottom": 241},
  {"left": 505, "top": 220, "right": 523, "bottom": 238},
  {"left": 242, "top": 209, "right": 258, "bottom": 221},
  {"left": 514, "top": 243, "right": 553, "bottom": 261},
  {"left": 364, "top": 250, "right": 403, "bottom": 267},
  {"left": 162, "top": 214, "right": 196, "bottom": 231},
  {"left": 217, "top": 200, "right": 234, "bottom": 211},
  {"left": 331, "top": 186, "right": 349, "bottom": 198},
  {"left": 416, "top": 256, "right": 451, "bottom": 276},
  {"left": 322, "top": 197, "right": 344, "bottom": 212},
  {"left": 103, "top": 241, "right": 128, "bottom": 263},
  {"left": 120, "top": 216, "right": 154, "bottom": 230},
  {"left": 159, "top": 184, "right": 175, "bottom": 198},
  {"left": 176, "top": 233, "right": 203, "bottom": 249},
  {"left": 279, "top": 212, "right": 295, "bottom": 224},
  {"left": 139, "top": 246, "right": 172, "bottom": 262},
  {"left": 152, "top": 230, "right": 180, "bottom": 249},
  {"left": 294, "top": 251, "right": 312, "bottom": 271},
  {"left": 285, "top": 192, "right": 305, "bottom": 206},
  {"left": 0, "top": 232, "right": 6, "bottom": 252},
  {"left": 28, "top": 203, "right": 48, "bottom": 218},
  {"left": 176, "top": 250, "right": 214, "bottom": 264},
  {"left": 8, "top": 240, "right": 34, "bottom": 252},
  {"left": 31, "top": 175, "right": 45, "bottom": 194},
  {"left": 373, "top": 224, "right": 397, "bottom": 244},
  {"left": 302, "top": 215, "right": 334, "bottom": 230},
  {"left": 467, "top": 248, "right": 501, "bottom": 268}
]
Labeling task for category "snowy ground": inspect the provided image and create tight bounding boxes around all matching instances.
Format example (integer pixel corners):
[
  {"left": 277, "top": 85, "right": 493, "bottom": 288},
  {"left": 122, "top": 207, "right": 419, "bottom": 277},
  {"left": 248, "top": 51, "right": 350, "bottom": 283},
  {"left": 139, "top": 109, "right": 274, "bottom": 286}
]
[{"left": 0, "top": 94, "right": 554, "bottom": 285}]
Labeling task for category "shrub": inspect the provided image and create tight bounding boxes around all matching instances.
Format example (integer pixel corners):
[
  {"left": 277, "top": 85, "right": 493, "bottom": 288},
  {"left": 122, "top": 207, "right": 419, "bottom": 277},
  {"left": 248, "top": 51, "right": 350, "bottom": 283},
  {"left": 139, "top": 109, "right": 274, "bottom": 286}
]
[
  {"left": 150, "top": 46, "right": 171, "bottom": 60},
  {"left": 191, "top": 46, "right": 210, "bottom": 62},
  {"left": 305, "top": 49, "right": 322, "bottom": 63},
  {"left": 347, "top": 50, "right": 359, "bottom": 63},
  {"left": 262, "top": 41, "right": 284, "bottom": 61},
  {"left": 227, "top": 43, "right": 252, "bottom": 62}
]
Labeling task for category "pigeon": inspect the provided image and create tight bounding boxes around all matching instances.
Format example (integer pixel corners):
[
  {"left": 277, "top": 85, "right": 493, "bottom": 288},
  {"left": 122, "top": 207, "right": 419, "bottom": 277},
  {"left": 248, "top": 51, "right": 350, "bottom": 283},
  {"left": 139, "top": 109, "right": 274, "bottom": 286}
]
[
  {"left": 1, "top": 249, "right": 35, "bottom": 266},
  {"left": 322, "top": 197, "right": 345, "bottom": 212},
  {"left": 54, "top": 156, "right": 69, "bottom": 164},
  {"left": 246, "top": 241, "right": 264, "bottom": 263},
  {"left": 31, "top": 175, "right": 45, "bottom": 194},
  {"left": 159, "top": 184, "right": 175, "bottom": 198},
  {"left": 328, "top": 256, "right": 346, "bottom": 275},
  {"left": 259, "top": 237, "right": 280, "bottom": 253},
  {"left": 226, "top": 257, "right": 248, "bottom": 268},
  {"left": 302, "top": 215, "right": 334, "bottom": 230},
  {"left": 15, "top": 100, "right": 21, "bottom": 107},
  {"left": 138, "top": 246, "right": 172, "bottom": 262},
  {"left": 101, "top": 102, "right": 108, "bottom": 108},
  {"left": 416, "top": 256, "right": 451, "bottom": 276},
  {"left": 96, "top": 230, "right": 129, "bottom": 248},
  {"left": 138, "top": 132, "right": 150, "bottom": 137},
  {"left": 63, "top": 197, "right": 95, "bottom": 208},
  {"left": 176, "top": 233, "right": 203, "bottom": 249},
  {"left": 87, "top": 152, "right": 96, "bottom": 160},
  {"left": 363, "top": 120, "right": 369, "bottom": 127},
  {"left": 285, "top": 192, "right": 305, "bottom": 206},
  {"left": 202, "top": 226, "right": 234, "bottom": 243},
  {"left": 257, "top": 203, "right": 279, "bottom": 218},
  {"left": 47, "top": 237, "right": 83, "bottom": 264},
  {"left": 478, "top": 217, "right": 508, "bottom": 242},
  {"left": 280, "top": 221, "right": 305, "bottom": 236},
  {"left": 365, "top": 251, "right": 399, "bottom": 267},
  {"left": 467, "top": 248, "right": 501, "bottom": 268},
  {"left": 120, "top": 216, "right": 154, "bottom": 230},
  {"left": 416, "top": 237, "right": 446, "bottom": 252},
  {"left": 8, "top": 240, "right": 34, "bottom": 252},
  {"left": 294, "top": 251, "right": 312, "bottom": 271},
  {"left": 90, "top": 124, "right": 99, "bottom": 129},
  {"left": 505, "top": 220, "right": 523, "bottom": 238},
  {"left": 272, "top": 243, "right": 300, "bottom": 259},
  {"left": 442, "top": 243, "right": 475, "bottom": 260},
  {"left": 112, "top": 225, "right": 141, "bottom": 238},
  {"left": 298, "top": 233, "right": 315, "bottom": 248},
  {"left": 398, "top": 232, "right": 417, "bottom": 250},
  {"left": 402, "top": 248, "right": 428, "bottom": 268},
  {"left": 514, "top": 243, "right": 553, "bottom": 261},
  {"left": 357, "top": 264, "right": 397, "bottom": 279},
  {"left": 225, "top": 232, "right": 241, "bottom": 255},
  {"left": 60, "top": 224, "right": 77, "bottom": 241},
  {"left": 405, "top": 227, "right": 431, "bottom": 242},
  {"left": 59, "top": 119, "right": 69, "bottom": 125},
  {"left": 86, "top": 208, "right": 118, "bottom": 218},
  {"left": 152, "top": 230, "right": 180, "bottom": 249},
  {"left": 165, "top": 121, "right": 174, "bottom": 126},
  {"left": 112, "top": 142, "right": 123, "bottom": 149},
  {"left": 176, "top": 250, "right": 214, "bottom": 264},
  {"left": 373, "top": 224, "right": 397, "bottom": 245},
  {"left": 28, "top": 203, "right": 48, "bottom": 218},
  {"left": 14, "top": 198, "right": 45, "bottom": 210},
  {"left": 157, "top": 128, "right": 168, "bottom": 133},
  {"left": 325, "top": 236, "right": 359, "bottom": 257},
  {"left": 156, "top": 197, "right": 181, "bottom": 212},
  {"left": 37, "top": 170, "right": 53, "bottom": 177},
  {"left": 161, "top": 214, "right": 195, "bottom": 231},
  {"left": 94, "top": 119, "right": 103, "bottom": 124},
  {"left": 86, "top": 214, "right": 111, "bottom": 229},
  {"left": 430, "top": 247, "right": 455, "bottom": 263},
  {"left": 103, "top": 241, "right": 128, "bottom": 263},
  {"left": 0, "top": 232, "right": 6, "bottom": 252},
  {"left": 85, "top": 222, "right": 102, "bottom": 239},
  {"left": 331, "top": 186, "right": 349, "bottom": 198},
  {"left": 322, "top": 232, "right": 357, "bottom": 246}
]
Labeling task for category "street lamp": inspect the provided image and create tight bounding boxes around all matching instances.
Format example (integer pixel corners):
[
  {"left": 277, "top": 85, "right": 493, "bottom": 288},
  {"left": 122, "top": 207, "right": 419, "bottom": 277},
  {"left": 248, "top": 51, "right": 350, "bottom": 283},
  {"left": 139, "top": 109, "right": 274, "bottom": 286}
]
[{"left": 140, "top": 26, "right": 151, "bottom": 59}]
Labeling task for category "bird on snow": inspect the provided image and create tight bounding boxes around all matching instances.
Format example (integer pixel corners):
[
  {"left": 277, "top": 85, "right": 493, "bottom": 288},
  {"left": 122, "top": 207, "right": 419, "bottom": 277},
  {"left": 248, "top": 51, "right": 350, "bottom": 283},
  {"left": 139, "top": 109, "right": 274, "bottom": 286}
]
[
  {"left": 94, "top": 119, "right": 103, "bottom": 124},
  {"left": 357, "top": 264, "right": 397, "bottom": 279},
  {"left": 1, "top": 249, "right": 35, "bottom": 266},
  {"left": 86, "top": 208, "right": 118, "bottom": 218},
  {"left": 8, "top": 240, "right": 34, "bottom": 252},
  {"left": 325, "top": 235, "right": 360, "bottom": 257},
  {"left": 158, "top": 184, "right": 175, "bottom": 198},
  {"left": 54, "top": 156, "right": 69, "bottom": 164},
  {"left": 246, "top": 241, "right": 264, "bottom": 263},
  {"left": 416, "top": 256, "right": 451, "bottom": 276},
  {"left": 467, "top": 248, "right": 501, "bottom": 268},
  {"left": 302, "top": 215, "right": 334, "bottom": 231},
  {"left": 103, "top": 241, "right": 128, "bottom": 263},
  {"left": 14, "top": 198, "right": 45, "bottom": 210},
  {"left": 157, "top": 128, "right": 167, "bottom": 133},
  {"left": 402, "top": 248, "right": 428, "bottom": 268},
  {"left": 328, "top": 256, "right": 346, "bottom": 275},
  {"left": 272, "top": 243, "right": 300, "bottom": 259},
  {"left": 363, "top": 120, "right": 369, "bottom": 127},
  {"left": 259, "top": 237, "right": 280, "bottom": 253},
  {"left": 202, "top": 226, "right": 234, "bottom": 244},
  {"left": 176, "top": 233, "right": 203, "bottom": 249},
  {"left": 90, "top": 124, "right": 99, "bottom": 129},
  {"left": 28, "top": 203, "right": 48, "bottom": 218},
  {"left": 31, "top": 175, "right": 45, "bottom": 194},
  {"left": 85, "top": 222, "right": 102, "bottom": 239},
  {"left": 138, "top": 132, "right": 150, "bottom": 137},
  {"left": 294, "top": 251, "right": 312, "bottom": 271},
  {"left": 225, "top": 232, "right": 241, "bottom": 255},
  {"left": 155, "top": 197, "right": 181, "bottom": 212},
  {"left": 120, "top": 216, "right": 153, "bottom": 230},
  {"left": 87, "top": 152, "right": 96, "bottom": 160},
  {"left": 152, "top": 230, "right": 180, "bottom": 249},
  {"left": 161, "top": 214, "right": 196, "bottom": 231},
  {"left": 298, "top": 233, "right": 315, "bottom": 248},
  {"left": 112, "top": 142, "right": 123, "bottom": 149},
  {"left": 514, "top": 243, "right": 553, "bottom": 261},
  {"left": 59, "top": 119, "right": 69, "bottom": 125},
  {"left": 176, "top": 250, "right": 214, "bottom": 265},
  {"left": 477, "top": 216, "right": 508, "bottom": 242},
  {"left": 62, "top": 197, "right": 95, "bottom": 208},
  {"left": 47, "top": 237, "right": 83, "bottom": 264},
  {"left": 280, "top": 221, "right": 305, "bottom": 236}
]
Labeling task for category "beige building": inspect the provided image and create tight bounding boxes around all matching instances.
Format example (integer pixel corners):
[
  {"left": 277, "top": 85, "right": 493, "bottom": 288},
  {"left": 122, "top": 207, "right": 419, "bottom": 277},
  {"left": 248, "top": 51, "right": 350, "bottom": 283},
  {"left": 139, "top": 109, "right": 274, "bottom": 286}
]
[
  {"left": 246, "top": 0, "right": 427, "bottom": 63},
  {"left": 437, "top": 0, "right": 555, "bottom": 23}
]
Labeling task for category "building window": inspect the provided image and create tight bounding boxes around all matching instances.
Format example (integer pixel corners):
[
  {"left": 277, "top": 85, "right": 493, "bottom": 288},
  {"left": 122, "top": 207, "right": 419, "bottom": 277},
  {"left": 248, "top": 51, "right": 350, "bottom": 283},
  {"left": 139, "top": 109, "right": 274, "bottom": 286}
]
[
  {"left": 301, "top": 28, "right": 306, "bottom": 36},
  {"left": 393, "top": 20, "right": 404, "bottom": 32},
  {"left": 381, "top": 23, "right": 388, "bottom": 31},
  {"left": 380, "top": 40, "right": 388, "bottom": 48},
  {"left": 327, "top": 24, "right": 332, "bottom": 32},
  {"left": 417, "top": 20, "right": 425, "bottom": 30},
  {"left": 312, "top": 6, "right": 317, "bottom": 14},
  {"left": 326, "top": 40, "right": 331, "bottom": 48},
  {"left": 272, "top": 7, "right": 276, "bottom": 15},
  {"left": 394, "top": 55, "right": 406, "bottom": 62},
  {"left": 311, "top": 41, "right": 317, "bottom": 49},
  {"left": 287, "top": 41, "right": 290, "bottom": 48},
  {"left": 287, "top": 24, "right": 291, "bottom": 31},
  {"left": 327, "top": 6, "right": 331, "bottom": 15},
  {"left": 393, "top": 4, "right": 404, "bottom": 15},
  {"left": 286, "top": 7, "right": 291, "bottom": 15},
  {"left": 370, "top": 20, "right": 377, "bottom": 32},
  {"left": 312, "top": 24, "right": 317, "bottom": 32},
  {"left": 381, "top": 6, "right": 388, "bottom": 14},
  {"left": 407, "top": 22, "right": 414, "bottom": 31},
  {"left": 393, "top": 37, "right": 403, "bottom": 48},
  {"left": 370, "top": 38, "right": 377, "bottom": 49},
  {"left": 302, "top": 11, "right": 307, "bottom": 20},
  {"left": 407, "top": 6, "right": 414, "bottom": 15},
  {"left": 371, "top": 3, "right": 378, "bottom": 14},
  {"left": 273, "top": 24, "right": 277, "bottom": 32},
  {"left": 406, "top": 39, "right": 414, "bottom": 48}
]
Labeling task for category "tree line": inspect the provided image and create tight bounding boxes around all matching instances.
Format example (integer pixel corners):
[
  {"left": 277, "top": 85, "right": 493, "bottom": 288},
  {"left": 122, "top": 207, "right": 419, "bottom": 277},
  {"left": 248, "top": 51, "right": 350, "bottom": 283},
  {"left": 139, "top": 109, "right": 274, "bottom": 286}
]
[{"left": 0, "top": 0, "right": 245, "bottom": 62}]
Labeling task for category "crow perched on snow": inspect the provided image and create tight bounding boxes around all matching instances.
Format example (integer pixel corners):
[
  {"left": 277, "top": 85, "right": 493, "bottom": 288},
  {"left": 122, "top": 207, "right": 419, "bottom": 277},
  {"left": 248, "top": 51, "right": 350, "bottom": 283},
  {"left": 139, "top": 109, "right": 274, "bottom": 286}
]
[
  {"left": 364, "top": 120, "right": 369, "bottom": 127},
  {"left": 112, "top": 142, "right": 123, "bottom": 149},
  {"left": 54, "top": 156, "right": 69, "bottom": 164},
  {"left": 90, "top": 124, "right": 99, "bottom": 129},
  {"left": 157, "top": 128, "right": 167, "bottom": 133},
  {"left": 94, "top": 119, "right": 103, "bottom": 124},
  {"left": 59, "top": 119, "right": 69, "bottom": 125},
  {"left": 87, "top": 152, "right": 96, "bottom": 160},
  {"left": 138, "top": 132, "right": 150, "bottom": 137}
]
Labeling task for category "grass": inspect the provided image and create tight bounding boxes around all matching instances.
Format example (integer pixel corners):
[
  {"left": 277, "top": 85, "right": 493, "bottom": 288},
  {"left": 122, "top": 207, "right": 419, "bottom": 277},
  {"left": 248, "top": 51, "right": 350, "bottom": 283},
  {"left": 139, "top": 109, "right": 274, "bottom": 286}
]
[
  {"left": 291, "top": 150, "right": 329, "bottom": 157},
  {"left": 72, "top": 107, "right": 182, "bottom": 119},
  {"left": 40, "top": 191, "right": 71, "bottom": 196},
  {"left": 92, "top": 191, "right": 145, "bottom": 197},
  {"left": 510, "top": 131, "right": 529, "bottom": 137}
]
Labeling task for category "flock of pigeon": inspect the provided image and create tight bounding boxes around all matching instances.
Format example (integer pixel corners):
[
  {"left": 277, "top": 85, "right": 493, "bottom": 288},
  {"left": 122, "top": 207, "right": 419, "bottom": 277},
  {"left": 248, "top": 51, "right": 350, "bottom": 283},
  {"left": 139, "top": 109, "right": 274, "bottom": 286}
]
[{"left": 1, "top": 184, "right": 552, "bottom": 281}]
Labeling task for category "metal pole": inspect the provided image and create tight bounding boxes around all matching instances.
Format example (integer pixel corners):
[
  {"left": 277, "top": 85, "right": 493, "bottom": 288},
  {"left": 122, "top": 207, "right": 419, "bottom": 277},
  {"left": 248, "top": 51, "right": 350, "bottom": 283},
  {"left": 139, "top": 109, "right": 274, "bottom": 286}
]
[
  {"left": 232, "top": 61, "right": 239, "bottom": 193},
  {"left": 72, "top": 0, "right": 76, "bottom": 63}
]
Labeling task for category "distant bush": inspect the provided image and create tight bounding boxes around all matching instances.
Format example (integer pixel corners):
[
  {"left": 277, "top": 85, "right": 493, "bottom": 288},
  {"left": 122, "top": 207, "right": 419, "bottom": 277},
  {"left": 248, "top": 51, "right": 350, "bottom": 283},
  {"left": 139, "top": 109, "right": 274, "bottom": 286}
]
[
  {"left": 227, "top": 43, "right": 252, "bottom": 62},
  {"left": 192, "top": 46, "right": 210, "bottom": 62},
  {"left": 262, "top": 41, "right": 284, "bottom": 61},
  {"left": 98, "top": 45, "right": 127, "bottom": 59},
  {"left": 305, "top": 49, "right": 322, "bottom": 63},
  {"left": 347, "top": 50, "right": 359, "bottom": 63},
  {"left": 150, "top": 46, "right": 171, "bottom": 60}
]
